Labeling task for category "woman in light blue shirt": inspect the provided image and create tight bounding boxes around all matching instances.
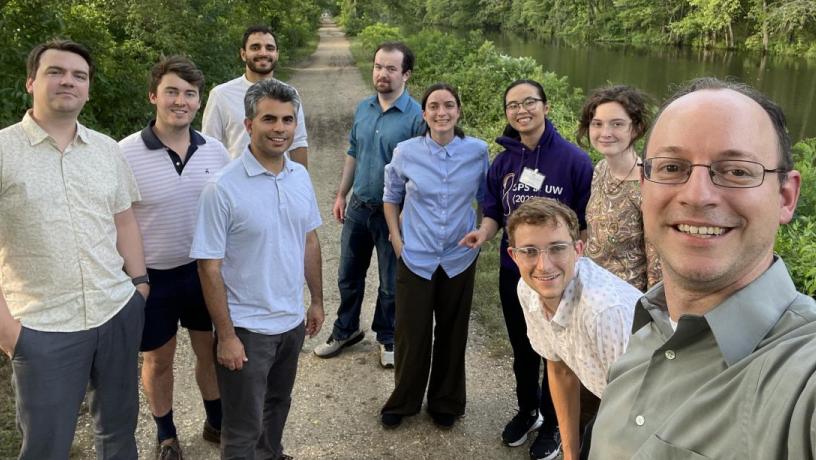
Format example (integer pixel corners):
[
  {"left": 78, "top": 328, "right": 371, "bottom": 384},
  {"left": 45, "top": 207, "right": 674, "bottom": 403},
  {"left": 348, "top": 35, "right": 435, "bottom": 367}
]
[{"left": 379, "top": 83, "right": 489, "bottom": 429}]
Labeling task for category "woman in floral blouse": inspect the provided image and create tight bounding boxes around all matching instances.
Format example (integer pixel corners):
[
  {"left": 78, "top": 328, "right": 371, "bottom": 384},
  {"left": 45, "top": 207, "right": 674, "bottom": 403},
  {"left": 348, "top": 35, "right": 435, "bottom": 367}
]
[{"left": 577, "top": 85, "right": 661, "bottom": 291}]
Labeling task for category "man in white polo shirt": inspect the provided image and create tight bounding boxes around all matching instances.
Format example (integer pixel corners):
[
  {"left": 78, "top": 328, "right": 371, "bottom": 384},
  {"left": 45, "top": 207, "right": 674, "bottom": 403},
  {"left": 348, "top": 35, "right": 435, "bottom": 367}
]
[
  {"left": 0, "top": 39, "right": 146, "bottom": 459},
  {"left": 506, "top": 197, "right": 641, "bottom": 460},
  {"left": 202, "top": 24, "right": 308, "bottom": 166},
  {"left": 192, "top": 78, "right": 324, "bottom": 459},
  {"left": 120, "top": 55, "right": 230, "bottom": 459}
]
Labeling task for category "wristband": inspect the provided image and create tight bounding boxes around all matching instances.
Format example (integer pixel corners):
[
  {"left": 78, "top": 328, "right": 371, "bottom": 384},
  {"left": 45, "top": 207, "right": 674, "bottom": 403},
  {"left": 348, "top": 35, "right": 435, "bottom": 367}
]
[{"left": 131, "top": 274, "right": 150, "bottom": 286}]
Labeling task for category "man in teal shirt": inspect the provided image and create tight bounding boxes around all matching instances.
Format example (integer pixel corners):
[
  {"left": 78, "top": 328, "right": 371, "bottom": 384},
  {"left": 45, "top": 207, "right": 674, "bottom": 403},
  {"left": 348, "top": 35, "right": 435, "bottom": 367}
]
[
  {"left": 589, "top": 78, "right": 815, "bottom": 459},
  {"left": 314, "top": 42, "right": 424, "bottom": 368}
]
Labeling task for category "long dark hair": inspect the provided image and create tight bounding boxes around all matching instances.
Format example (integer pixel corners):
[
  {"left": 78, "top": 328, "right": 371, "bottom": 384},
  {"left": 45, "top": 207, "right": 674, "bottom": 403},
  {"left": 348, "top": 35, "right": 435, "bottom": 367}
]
[
  {"left": 502, "top": 79, "right": 548, "bottom": 139},
  {"left": 421, "top": 82, "right": 465, "bottom": 138}
]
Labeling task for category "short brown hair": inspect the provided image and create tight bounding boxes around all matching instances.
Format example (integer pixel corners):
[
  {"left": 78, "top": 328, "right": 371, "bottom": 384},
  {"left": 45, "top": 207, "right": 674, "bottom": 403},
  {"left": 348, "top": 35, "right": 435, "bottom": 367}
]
[
  {"left": 27, "top": 39, "right": 94, "bottom": 81},
  {"left": 576, "top": 85, "right": 652, "bottom": 150},
  {"left": 149, "top": 55, "right": 204, "bottom": 95},
  {"left": 507, "top": 198, "right": 580, "bottom": 246}
]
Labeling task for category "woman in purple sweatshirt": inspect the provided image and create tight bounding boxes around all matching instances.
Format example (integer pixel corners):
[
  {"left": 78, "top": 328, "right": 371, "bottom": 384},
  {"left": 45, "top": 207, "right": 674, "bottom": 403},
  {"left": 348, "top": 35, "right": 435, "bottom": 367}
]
[{"left": 461, "top": 79, "right": 593, "bottom": 460}]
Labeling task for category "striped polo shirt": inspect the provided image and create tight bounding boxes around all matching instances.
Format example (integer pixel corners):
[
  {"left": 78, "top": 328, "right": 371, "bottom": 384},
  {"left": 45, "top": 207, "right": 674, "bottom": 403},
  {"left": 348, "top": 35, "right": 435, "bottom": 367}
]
[{"left": 120, "top": 121, "right": 230, "bottom": 269}]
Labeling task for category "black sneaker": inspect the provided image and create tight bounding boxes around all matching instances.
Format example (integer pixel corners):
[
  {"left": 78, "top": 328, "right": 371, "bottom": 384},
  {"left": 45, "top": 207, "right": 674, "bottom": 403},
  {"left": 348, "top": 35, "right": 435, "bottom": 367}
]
[
  {"left": 502, "top": 409, "right": 543, "bottom": 447},
  {"left": 381, "top": 413, "right": 403, "bottom": 429},
  {"left": 429, "top": 411, "right": 456, "bottom": 429},
  {"left": 529, "top": 427, "right": 561, "bottom": 460}
]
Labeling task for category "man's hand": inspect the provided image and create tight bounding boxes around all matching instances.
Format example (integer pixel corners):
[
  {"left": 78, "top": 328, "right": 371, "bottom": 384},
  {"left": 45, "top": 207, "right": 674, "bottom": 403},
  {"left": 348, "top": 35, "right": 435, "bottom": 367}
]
[
  {"left": 135, "top": 283, "right": 150, "bottom": 301},
  {"left": 0, "top": 320, "right": 22, "bottom": 359},
  {"left": 306, "top": 302, "right": 324, "bottom": 338},
  {"left": 459, "top": 228, "right": 488, "bottom": 249},
  {"left": 391, "top": 237, "right": 403, "bottom": 259},
  {"left": 217, "top": 335, "right": 248, "bottom": 371},
  {"left": 332, "top": 195, "right": 347, "bottom": 223}
]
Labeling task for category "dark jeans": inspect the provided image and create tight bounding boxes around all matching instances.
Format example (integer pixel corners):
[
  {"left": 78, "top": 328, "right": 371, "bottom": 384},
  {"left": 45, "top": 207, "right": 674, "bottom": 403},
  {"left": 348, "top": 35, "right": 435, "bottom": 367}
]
[
  {"left": 216, "top": 324, "right": 305, "bottom": 460},
  {"left": 382, "top": 259, "right": 476, "bottom": 416},
  {"left": 332, "top": 194, "right": 396, "bottom": 345},
  {"left": 499, "top": 266, "right": 557, "bottom": 429},
  {"left": 12, "top": 292, "right": 144, "bottom": 460}
]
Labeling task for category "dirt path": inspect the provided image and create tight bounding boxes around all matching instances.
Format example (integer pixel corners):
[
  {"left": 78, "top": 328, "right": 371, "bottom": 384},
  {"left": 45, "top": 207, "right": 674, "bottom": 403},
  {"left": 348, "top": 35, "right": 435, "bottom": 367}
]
[{"left": 72, "top": 22, "right": 528, "bottom": 460}]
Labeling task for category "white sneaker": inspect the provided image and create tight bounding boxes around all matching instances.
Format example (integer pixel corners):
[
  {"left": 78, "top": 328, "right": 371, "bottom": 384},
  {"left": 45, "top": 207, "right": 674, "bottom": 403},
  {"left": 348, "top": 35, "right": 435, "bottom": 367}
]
[
  {"left": 313, "top": 330, "right": 365, "bottom": 358},
  {"left": 380, "top": 343, "right": 394, "bottom": 368}
]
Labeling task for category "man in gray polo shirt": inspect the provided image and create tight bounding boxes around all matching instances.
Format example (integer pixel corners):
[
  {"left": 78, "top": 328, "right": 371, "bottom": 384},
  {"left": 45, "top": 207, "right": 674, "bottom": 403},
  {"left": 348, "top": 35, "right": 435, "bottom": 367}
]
[
  {"left": 0, "top": 40, "right": 146, "bottom": 459},
  {"left": 589, "top": 78, "right": 815, "bottom": 458},
  {"left": 192, "top": 78, "right": 324, "bottom": 459},
  {"left": 120, "top": 55, "right": 230, "bottom": 459}
]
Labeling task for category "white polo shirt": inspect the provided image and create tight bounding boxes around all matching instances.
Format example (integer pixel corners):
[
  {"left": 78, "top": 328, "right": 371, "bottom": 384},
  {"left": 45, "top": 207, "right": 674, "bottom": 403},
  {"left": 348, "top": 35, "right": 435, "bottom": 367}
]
[
  {"left": 202, "top": 75, "right": 308, "bottom": 159},
  {"left": 517, "top": 257, "right": 641, "bottom": 397},
  {"left": 120, "top": 122, "right": 230, "bottom": 269},
  {"left": 190, "top": 150, "right": 321, "bottom": 335}
]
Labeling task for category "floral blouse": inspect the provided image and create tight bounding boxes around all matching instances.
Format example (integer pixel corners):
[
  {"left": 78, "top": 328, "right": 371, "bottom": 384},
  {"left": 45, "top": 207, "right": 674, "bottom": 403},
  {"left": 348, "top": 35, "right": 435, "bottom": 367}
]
[{"left": 585, "top": 159, "right": 661, "bottom": 291}]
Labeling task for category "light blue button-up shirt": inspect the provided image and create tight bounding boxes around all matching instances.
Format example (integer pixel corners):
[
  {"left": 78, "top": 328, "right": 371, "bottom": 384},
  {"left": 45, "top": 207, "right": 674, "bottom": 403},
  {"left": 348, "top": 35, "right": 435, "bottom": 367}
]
[
  {"left": 190, "top": 150, "right": 322, "bottom": 335},
  {"left": 348, "top": 90, "right": 425, "bottom": 204},
  {"left": 383, "top": 134, "right": 489, "bottom": 280}
]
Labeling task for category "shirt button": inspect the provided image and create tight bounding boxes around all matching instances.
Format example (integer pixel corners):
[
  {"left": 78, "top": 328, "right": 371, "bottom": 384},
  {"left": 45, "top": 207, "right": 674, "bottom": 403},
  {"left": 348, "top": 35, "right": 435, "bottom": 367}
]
[
  {"left": 635, "top": 415, "right": 645, "bottom": 426},
  {"left": 665, "top": 350, "right": 676, "bottom": 360},
  {"left": 175, "top": 162, "right": 181, "bottom": 166}
]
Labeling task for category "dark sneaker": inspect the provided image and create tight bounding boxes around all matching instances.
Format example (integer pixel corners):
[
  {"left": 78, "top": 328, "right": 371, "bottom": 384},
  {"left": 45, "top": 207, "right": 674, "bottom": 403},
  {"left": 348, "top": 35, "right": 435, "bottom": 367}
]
[
  {"left": 202, "top": 420, "right": 220, "bottom": 444},
  {"left": 502, "top": 409, "right": 543, "bottom": 447},
  {"left": 529, "top": 427, "right": 561, "bottom": 460},
  {"left": 381, "top": 413, "right": 403, "bottom": 429},
  {"left": 157, "top": 438, "right": 183, "bottom": 460},
  {"left": 429, "top": 411, "right": 457, "bottom": 429},
  {"left": 314, "top": 330, "right": 365, "bottom": 358}
]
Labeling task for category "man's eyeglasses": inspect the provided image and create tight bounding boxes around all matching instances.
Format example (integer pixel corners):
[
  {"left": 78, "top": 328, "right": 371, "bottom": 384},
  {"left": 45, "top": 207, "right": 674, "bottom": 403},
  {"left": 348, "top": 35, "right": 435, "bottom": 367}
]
[
  {"left": 642, "top": 157, "right": 788, "bottom": 188},
  {"left": 505, "top": 97, "right": 543, "bottom": 113},
  {"left": 510, "top": 242, "right": 575, "bottom": 266}
]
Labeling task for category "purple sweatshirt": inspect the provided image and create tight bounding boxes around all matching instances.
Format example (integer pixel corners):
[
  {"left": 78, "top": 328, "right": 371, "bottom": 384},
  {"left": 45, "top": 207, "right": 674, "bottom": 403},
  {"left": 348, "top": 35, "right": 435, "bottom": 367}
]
[{"left": 482, "top": 119, "right": 593, "bottom": 271}]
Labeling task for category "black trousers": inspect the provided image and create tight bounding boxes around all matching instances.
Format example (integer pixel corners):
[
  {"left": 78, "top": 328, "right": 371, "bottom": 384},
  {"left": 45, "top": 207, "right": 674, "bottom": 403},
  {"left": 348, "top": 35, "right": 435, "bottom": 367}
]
[
  {"left": 499, "top": 266, "right": 557, "bottom": 429},
  {"left": 382, "top": 258, "right": 476, "bottom": 416}
]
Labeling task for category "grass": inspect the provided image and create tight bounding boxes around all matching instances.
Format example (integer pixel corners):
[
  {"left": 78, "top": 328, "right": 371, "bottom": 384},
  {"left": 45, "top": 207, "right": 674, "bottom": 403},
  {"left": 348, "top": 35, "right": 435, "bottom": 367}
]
[
  {"left": 0, "top": 358, "right": 20, "bottom": 458},
  {"left": 470, "top": 240, "right": 512, "bottom": 357}
]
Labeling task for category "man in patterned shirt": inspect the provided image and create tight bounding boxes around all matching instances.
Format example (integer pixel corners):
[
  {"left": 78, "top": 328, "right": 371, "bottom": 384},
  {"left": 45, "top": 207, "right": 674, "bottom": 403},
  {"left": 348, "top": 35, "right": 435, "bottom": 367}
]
[{"left": 506, "top": 198, "right": 641, "bottom": 460}]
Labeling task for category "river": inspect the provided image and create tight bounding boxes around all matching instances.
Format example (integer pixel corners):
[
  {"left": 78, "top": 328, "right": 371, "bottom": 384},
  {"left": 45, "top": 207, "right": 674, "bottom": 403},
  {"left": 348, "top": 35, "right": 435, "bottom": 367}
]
[{"left": 488, "top": 34, "right": 816, "bottom": 142}]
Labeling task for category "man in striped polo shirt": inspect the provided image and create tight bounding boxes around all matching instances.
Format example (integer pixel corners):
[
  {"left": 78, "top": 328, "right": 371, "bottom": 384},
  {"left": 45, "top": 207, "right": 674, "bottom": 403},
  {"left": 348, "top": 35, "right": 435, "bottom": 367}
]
[{"left": 120, "top": 56, "right": 230, "bottom": 460}]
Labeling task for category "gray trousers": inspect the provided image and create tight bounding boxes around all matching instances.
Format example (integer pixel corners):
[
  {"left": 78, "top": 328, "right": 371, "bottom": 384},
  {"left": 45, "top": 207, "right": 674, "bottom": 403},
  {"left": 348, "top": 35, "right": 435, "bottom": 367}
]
[
  {"left": 217, "top": 323, "right": 305, "bottom": 460},
  {"left": 11, "top": 292, "right": 144, "bottom": 460}
]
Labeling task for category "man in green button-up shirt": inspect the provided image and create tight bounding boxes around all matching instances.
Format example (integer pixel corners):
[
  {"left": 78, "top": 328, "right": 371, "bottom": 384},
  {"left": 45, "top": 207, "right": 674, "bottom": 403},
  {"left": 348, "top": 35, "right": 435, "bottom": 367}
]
[{"left": 590, "top": 78, "right": 815, "bottom": 459}]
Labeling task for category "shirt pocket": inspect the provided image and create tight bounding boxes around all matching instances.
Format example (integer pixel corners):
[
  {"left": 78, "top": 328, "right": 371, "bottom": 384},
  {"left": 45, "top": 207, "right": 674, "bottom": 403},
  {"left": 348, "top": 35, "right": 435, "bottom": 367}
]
[{"left": 633, "top": 435, "right": 711, "bottom": 460}]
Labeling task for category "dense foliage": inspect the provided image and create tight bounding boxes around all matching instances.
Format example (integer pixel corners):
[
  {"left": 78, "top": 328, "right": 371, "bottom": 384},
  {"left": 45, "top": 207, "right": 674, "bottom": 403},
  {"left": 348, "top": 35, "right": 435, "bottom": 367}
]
[
  {"left": 339, "top": 0, "right": 816, "bottom": 57},
  {"left": 353, "top": 22, "right": 816, "bottom": 296},
  {"left": 0, "top": 0, "right": 332, "bottom": 139}
]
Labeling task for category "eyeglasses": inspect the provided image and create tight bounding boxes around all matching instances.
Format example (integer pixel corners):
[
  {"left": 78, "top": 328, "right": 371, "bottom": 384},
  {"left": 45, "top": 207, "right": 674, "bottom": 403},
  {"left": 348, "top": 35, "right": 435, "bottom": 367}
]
[
  {"left": 505, "top": 97, "right": 543, "bottom": 113},
  {"left": 510, "top": 242, "right": 575, "bottom": 266},
  {"left": 642, "top": 157, "right": 788, "bottom": 188},
  {"left": 589, "top": 120, "right": 631, "bottom": 132}
]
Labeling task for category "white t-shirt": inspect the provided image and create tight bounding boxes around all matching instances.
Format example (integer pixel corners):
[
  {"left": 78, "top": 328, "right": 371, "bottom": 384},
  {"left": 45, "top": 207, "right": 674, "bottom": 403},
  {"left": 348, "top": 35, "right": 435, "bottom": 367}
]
[
  {"left": 517, "top": 257, "right": 641, "bottom": 397},
  {"left": 202, "top": 75, "right": 308, "bottom": 159}
]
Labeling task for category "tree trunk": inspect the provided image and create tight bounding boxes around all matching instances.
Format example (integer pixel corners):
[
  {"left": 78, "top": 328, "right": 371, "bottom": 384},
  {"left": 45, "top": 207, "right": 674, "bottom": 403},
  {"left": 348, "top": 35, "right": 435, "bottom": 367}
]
[{"left": 761, "top": 0, "right": 769, "bottom": 52}]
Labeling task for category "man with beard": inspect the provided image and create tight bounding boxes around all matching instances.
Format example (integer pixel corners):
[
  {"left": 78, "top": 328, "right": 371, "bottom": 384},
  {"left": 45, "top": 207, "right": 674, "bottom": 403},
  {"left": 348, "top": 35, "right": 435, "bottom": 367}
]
[
  {"left": 202, "top": 25, "right": 308, "bottom": 166},
  {"left": 314, "top": 42, "right": 424, "bottom": 368}
]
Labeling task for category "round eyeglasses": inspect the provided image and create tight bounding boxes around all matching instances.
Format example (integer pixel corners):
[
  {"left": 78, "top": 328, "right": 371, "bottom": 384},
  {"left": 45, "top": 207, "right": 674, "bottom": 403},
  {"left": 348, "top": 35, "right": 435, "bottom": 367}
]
[{"left": 642, "top": 157, "right": 788, "bottom": 188}]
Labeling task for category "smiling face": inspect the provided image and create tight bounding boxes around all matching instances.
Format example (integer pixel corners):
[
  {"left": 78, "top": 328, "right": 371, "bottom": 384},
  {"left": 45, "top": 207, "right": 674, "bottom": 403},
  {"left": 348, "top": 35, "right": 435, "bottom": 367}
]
[
  {"left": 372, "top": 49, "right": 408, "bottom": 96},
  {"left": 241, "top": 32, "right": 278, "bottom": 78},
  {"left": 150, "top": 72, "right": 200, "bottom": 131},
  {"left": 510, "top": 220, "right": 584, "bottom": 312},
  {"left": 590, "top": 101, "right": 635, "bottom": 158},
  {"left": 26, "top": 49, "right": 90, "bottom": 120},
  {"left": 423, "top": 89, "right": 460, "bottom": 140},
  {"left": 244, "top": 97, "right": 296, "bottom": 161},
  {"left": 642, "top": 89, "right": 800, "bottom": 304},
  {"left": 505, "top": 83, "right": 549, "bottom": 138}
]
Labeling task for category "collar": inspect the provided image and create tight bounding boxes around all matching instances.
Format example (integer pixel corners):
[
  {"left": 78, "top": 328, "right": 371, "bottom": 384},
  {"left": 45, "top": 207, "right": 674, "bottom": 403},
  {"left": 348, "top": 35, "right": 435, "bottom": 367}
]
[
  {"left": 140, "top": 120, "right": 205, "bottom": 151},
  {"left": 21, "top": 110, "right": 90, "bottom": 146},
  {"left": 369, "top": 89, "right": 413, "bottom": 113},
  {"left": 424, "top": 133, "right": 460, "bottom": 158},
  {"left": 634, "top": 256, "right": 799, "bottom": 366},
  {"left": 240, "top": 148, "right": 294, "bottom": 177},
  {"left": 547, "top": 257, "right": 586, "bottom": 330}
]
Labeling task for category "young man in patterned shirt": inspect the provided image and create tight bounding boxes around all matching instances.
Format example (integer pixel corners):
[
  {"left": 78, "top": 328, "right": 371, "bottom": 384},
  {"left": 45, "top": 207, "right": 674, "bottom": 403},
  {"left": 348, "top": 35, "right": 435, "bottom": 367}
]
[{"left": 507, "top": 197, "right": 641, "bottom": 460}]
